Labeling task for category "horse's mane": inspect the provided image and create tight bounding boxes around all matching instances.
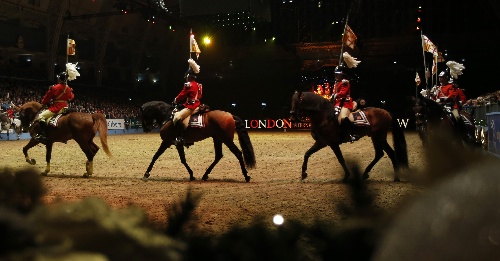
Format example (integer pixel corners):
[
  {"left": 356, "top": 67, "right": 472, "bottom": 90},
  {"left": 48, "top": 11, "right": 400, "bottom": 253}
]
[
  {"left": 141, "top": 101, "right": 170, "bottom": 111},
  {"left": 140, "top": 101, "right": 173, "bottom": 123},
  {"left": 24, "top": 101, "right": 42, "bottom": 110},
  {"left": 300, "top": 92, "right": 335, "bottom": 114},
  {"left": 417, "top": 95, "right": 444, "bottom": 116}
]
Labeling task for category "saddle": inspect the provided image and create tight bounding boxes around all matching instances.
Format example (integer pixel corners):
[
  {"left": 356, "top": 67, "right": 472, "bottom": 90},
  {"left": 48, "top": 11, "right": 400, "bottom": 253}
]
[
  {"left": 332, "top": 107, "right": 370, "bottom": 126},
  {"left": 46, "top": 108, "right": 76, "bottom": 127},
  {"left": 178, "top": 104, "right": 210, "bottom": 128}
]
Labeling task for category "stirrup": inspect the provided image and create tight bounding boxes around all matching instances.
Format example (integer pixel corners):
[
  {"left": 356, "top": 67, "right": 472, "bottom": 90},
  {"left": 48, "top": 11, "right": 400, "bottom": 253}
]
[
  {"left": 34, "top": 134, "right": 46, "bottom": 141},
  {"left": 174, "top": 137, "right": 184, "bottom": 145}
]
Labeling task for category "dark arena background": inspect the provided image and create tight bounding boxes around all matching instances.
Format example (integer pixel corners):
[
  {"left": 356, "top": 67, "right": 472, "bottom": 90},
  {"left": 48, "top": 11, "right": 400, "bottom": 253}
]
[{"left": 1, "top": 0, "right": 500, "bottom": 260}]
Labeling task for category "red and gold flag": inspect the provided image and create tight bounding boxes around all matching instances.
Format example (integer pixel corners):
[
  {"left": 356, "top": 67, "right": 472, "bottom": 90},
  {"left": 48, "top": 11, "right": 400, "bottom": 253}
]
[
  {"left": 342, "top": 24, "right": 357, "bottom": 49},
  {"left": 190, "top": 33, "right": 201, "bottom": 59},
  {"left": 67, "top": 39, "right": 76, "bottom": 55},
  {"left": 421, "top": 35, "right": 437, "bottom": 56}
]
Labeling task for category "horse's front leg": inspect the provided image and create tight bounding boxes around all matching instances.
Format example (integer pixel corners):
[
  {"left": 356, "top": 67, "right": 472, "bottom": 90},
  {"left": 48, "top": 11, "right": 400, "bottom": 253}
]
[
  {"left": 176, "top": 144, "right": 195, "bottom": 181},
  {"left": 83, "top": 161, "right": 94, "bottom": 178},
  {"left": 144, "top": 141, "right": 170, "bottom": 178},
  {"left": 42, "top": 143, "right": 54, "bottom": 176},
  {"left": 329, "top": 144, "right": 350, "bottom": 182},
  {"left": 23, "top": 138, "right": 41, "bottom": 165},
  {"left": 202, "top": 140, "right": 224, "bottom": 182},
  {"left": 301, "top": 141, "right": 327, "bottom": 180}
]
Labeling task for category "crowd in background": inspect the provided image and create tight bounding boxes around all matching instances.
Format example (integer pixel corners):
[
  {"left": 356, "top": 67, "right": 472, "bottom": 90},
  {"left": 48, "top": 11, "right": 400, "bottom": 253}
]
[{"left": 0, "top": 77, "right": 141, "bottom": 122}]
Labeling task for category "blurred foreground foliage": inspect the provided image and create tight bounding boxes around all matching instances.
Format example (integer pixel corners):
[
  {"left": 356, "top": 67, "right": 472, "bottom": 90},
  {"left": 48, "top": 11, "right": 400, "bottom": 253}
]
[{"left": 1, "top": 134, "right": 499, "bottom": 260}]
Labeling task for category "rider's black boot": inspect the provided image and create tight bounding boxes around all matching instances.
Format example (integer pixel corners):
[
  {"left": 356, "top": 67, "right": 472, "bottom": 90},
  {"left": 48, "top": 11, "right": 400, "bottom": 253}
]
[
  {"left": 341, "top": 117, "right": 358, "bottom": 143},
  {"left": 34, "top": 121, "right": 47, "bottom": 141},
  {"left": 173, "top": 122, "right": 185, "bottom": 145}
]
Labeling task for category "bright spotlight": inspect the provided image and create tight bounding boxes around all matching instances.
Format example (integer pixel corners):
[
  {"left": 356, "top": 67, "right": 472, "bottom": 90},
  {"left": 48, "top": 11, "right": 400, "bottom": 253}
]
[{"left": 273, "top": 214, "right": 284, "bottom": 225}]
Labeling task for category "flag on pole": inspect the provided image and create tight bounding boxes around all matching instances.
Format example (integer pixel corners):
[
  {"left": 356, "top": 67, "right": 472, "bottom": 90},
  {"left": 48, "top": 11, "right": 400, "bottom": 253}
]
[
  {"left": 190, "top": 33, "right": 201, "bottom": 59},
  {"left": 67, "top": 39, "right": 76, "bottom": 55},
  {"left": 431, "top": 55, "right": 438, "bottom": 75},
  {"left": 415, "top": 72, "right": 421, "bottom": 86},
  {"left": 342, "top": 24, "right": 357, "bottom": 49},
  {"left": 421, "top": 35, "right": 437, "bottom": 56}
]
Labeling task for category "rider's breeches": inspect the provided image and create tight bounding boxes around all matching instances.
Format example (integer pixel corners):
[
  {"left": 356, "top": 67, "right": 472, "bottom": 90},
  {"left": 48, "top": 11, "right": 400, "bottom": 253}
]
[
  {"left": 37, "top": 109, "right": 57, "bottom": 122},
  {"left": 338, "top": 107, "right": 351, "bottom": 124},
  {"left": 452, "top": 109, "right": 460, "bottom": 121},
  {"left": 173, "top": 108, "right": 194, "bottom": 128}
]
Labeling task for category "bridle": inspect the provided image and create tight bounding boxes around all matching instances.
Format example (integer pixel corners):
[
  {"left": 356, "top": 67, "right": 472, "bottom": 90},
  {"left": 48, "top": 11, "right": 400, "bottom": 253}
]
[{"left": 414, "top": 98, "right": 432, "bottom": 134}]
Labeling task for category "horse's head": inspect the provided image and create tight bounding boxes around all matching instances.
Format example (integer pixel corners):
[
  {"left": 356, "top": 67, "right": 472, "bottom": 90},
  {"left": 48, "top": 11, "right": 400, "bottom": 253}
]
[
  {"left": 413, "top": 97, "right": 427, "bottom": 131},
  {"left": 289, "top": 91, "right": 302, "bottom": 123},
  {"left": 140, "top": 101, "right": 173, "bottom": 133},
  {"left": 18, "top": 101, "right": 41, "bottom": 129}
]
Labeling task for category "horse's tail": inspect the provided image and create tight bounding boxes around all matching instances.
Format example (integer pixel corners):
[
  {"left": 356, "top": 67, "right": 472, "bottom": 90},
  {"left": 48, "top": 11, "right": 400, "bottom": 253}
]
[
  {"left": 391, "top": 115, "right": 408, "bottom": 169},
  {"left": 92, "top": 113, "right": 113, "bottom": 158},
  {"left": 233, "top": 115, "right": 256, "bottom": 168}
]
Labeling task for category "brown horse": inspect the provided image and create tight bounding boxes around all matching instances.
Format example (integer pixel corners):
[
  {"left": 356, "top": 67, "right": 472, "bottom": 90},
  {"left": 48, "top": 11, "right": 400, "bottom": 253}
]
[
  {"left": 140, "top": 101, "right": 256, "bottom": 182},
  {"left": 289, "top": 91, "right": 408, "bottom": 182},
  {"left": 17, "top": 101, "right": 112, "bottom": 177}
]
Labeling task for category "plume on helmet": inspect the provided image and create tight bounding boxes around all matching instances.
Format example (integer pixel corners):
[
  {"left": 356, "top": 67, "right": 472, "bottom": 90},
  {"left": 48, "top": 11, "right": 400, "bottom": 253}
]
[
  {"left": 66, "top": 62, "right": 80, "bottom": 81},
  {"left": 343, "top": 52, "right": 361, "bottom": 68},
  {"left": 446, "top": 61, "right": 465, "bottom": 79},
  {"left": 188, "top": 58, "right": 200, "bottom": 74}
]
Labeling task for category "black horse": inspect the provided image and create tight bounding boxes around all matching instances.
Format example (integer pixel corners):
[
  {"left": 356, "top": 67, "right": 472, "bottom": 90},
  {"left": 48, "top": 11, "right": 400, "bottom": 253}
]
[
  {"left": 140, "top": 101, "right": 256, "bottom": 182},
  {"left": 413, "top": 94, "right": 480, "bottom": 148},
  {"left": 290, "top": 91, "right": 408, "bottom": 182}
]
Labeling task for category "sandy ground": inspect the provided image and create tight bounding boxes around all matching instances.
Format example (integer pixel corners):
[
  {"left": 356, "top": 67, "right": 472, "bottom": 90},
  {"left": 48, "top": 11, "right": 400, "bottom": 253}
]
[{"left": 1, "top": 130, "right": 428, "bottom": 235}]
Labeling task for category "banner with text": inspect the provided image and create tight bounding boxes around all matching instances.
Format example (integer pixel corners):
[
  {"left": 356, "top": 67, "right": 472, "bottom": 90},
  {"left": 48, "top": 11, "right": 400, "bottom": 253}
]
[{"left": 107, "top": 119, "right": 125, "bottom": 130}]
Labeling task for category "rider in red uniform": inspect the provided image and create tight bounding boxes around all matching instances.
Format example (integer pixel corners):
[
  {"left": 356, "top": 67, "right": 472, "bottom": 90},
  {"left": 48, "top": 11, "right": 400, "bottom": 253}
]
[
  {"left": 434, "top": 70, "right": 453, "bottom": 104},
  {"left": 34, "top": 71, "right": 75, "bottom": 141},
  {"left": 330, "top": 65, "right": 357, "bottom": 142},
  {"left": 172, "top": 65, "right": 202, "bottom": 145}
]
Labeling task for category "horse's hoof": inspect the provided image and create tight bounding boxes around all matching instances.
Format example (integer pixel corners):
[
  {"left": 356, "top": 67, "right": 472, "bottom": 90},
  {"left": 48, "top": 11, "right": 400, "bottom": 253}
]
[
  {"left": 83, "top": 173, "right": 90, "bottom": 178},
  {"left": 245, "top": 176, "right": 251, "bottom": 182},
  {"left": 144, "top": 172, "right": 150, "bottom": 179},
  {"left": 26, "top": 159, "right": 36, "bottom": 165},
  {"left": 362, "top": 174, "right": 369, "bottom": 180},
  {"left": 301, "top": 172, "right": 308, "bottom": 180},
  {"left": 393, "top": 177, "right": 401, "bottom": 182},
  {"left": 201, "top": 176, "right": 208, "bottom": 181},
  {"left": 41, "top": 172, "right": 48, "bottom": 176}
]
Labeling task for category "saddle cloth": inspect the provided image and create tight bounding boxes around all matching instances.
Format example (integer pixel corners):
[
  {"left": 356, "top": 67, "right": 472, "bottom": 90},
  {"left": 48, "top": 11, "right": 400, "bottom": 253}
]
[
  {"left": 181, "top": 113, "right": 205, "bottom": 128},
  {"left": 352, "top": 111, "right": 370, "bottom": 126},
  {"left": 47, "top": 114, "right": 63, "bottom": 127}
]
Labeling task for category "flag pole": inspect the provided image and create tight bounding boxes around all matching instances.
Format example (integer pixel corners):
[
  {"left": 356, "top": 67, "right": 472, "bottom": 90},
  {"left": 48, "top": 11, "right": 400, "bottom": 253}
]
[
  {"left": 66, "top": 33, "right": 69, "bottom": 65},
  {"left": 189, "top": 28, "right": 192, "bottom": 60},
  {"left": 65, "top": 33, "right": 69, "bottom": 85},
  {"left": 339, "top": 13, "right": 349, "bottom": 66},
  {"left": 420, "top": 30, "right": 428, "bottom": 93}
]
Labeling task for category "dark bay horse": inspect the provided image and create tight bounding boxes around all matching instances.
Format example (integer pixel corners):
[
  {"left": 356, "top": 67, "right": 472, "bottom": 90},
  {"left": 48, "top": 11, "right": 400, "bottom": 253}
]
[
  {"left": 412, "top": 94, "right": 480, "bottom": 148},
  {"left": 0, "top": 112, "right": 21, "bottom": 140},
  {"left": 0, "top": 112, "right": 10, "bottom": 134},
  {"left": 18, "top": 101, "right": 112, "bottom": 177},
  {"left": 140, "top": 101, "right": 256, "bottom": 182},
  {"left": 289, "top": 91, "right": 408, "bottom": 182}
]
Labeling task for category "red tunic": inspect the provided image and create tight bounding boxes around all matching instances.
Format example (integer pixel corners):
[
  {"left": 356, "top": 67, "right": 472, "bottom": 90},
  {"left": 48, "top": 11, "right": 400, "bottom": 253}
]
[
  {"left": 41, "top": 83, "right": 75, "bottom": 113},
  {"left": 174, "top": 80, "right": 202, "bottom": 110},
  {"left": 435, "top": 83, "right": 452, "bottom": 103},
  {"left": 332, "top": 79, "right": 354, "bottom": 110},
  {"left": 446, "top": 86, "right": 467, "bottom": 109}
]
